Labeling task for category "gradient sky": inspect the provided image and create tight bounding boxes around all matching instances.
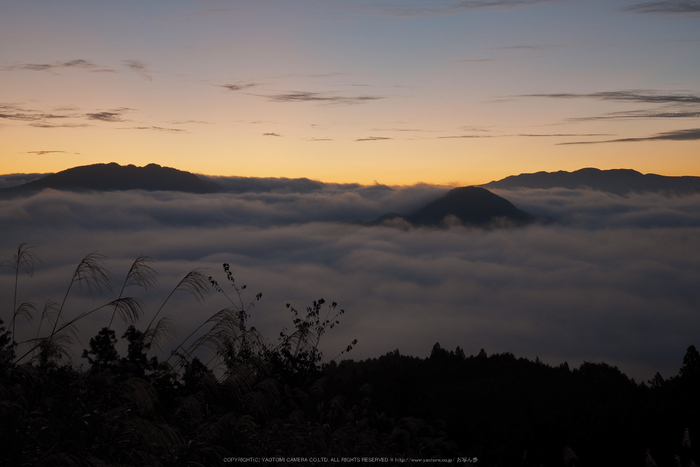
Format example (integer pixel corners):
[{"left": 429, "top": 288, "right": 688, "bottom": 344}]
[{"left": 1, "top": 0, "right": 699, "bottom": 185}]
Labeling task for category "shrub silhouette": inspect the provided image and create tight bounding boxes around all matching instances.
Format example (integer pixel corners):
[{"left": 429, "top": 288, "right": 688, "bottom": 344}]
[{"left": 2, "top": 243, "right": 699, "bottom": 466}]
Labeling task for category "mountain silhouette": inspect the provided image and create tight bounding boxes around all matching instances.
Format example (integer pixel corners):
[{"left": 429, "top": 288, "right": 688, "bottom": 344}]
[
  {"left": 482, "top": 168, "right": 700, "bottom": 195},
  {"left": 0, "top": 163, "right": 222, "bottom": 198},
  {"left": 374, "top": 186, "right": 536, "bottom": 228}
]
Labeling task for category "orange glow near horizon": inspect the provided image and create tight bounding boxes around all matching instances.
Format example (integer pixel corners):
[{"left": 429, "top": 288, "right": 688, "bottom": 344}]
[{"left": 1, "top": 1, "right": 698, "bottom": 186}]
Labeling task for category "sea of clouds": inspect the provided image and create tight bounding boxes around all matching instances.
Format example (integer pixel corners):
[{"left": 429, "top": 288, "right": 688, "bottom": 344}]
[{"left": 1, "top": 181, "right": 699, "bottom": 382}]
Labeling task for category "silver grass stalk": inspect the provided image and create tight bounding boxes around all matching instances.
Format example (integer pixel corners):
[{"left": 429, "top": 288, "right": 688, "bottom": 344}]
[
  {"left": 109, "top": 255, "right": 157, "bottom": 329},
  {"left": 144, "top": 269, "right": 208, "bottom": 336},
  {"left": 1, "top": 243, "right": 41, "bottom": 354},
  {"left": 50, "top": 252, "right": 112, "bottom": 338}
]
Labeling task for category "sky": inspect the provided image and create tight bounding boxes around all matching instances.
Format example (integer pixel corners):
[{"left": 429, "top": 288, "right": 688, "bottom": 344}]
[{"left": 1, "top": 0, "right": 700, "bottom": 185}]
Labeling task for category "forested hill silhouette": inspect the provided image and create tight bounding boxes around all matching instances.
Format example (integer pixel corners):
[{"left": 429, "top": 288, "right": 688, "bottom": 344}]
[
  {"left": 375, "top": 186, "right": 536, "bottom": 227},
  {"left": 0, "top": 162, "right": 222, "bottom": 198},
  {"left": 482, "top": 167, "right": 700, "bottom": 195}
]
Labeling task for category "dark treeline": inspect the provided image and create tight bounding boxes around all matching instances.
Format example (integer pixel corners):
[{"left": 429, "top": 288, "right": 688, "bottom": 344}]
[
  {"left": 2, "top": 322, "right": 699, "bottom": 466},
  {"left": 325, "top": 344, "right": 700, "bottom": 466},
  {"left": 1, "top": 245, "right": 699, "bottom": 466}
]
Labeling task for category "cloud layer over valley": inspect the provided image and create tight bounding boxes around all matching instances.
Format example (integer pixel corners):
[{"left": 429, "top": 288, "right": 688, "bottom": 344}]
[{"left": 2, "top": 184, "right": 699, "bottom": 382}]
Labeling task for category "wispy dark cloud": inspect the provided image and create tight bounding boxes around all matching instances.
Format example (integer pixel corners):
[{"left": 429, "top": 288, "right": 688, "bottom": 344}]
[
  {"left": 167, "top": 120, "right": 213, "bottom": 125},
  {"left": 266, "top": 91, "right": 384, "bottom": 105},
  {"left": 356, "top": 136, "right": 392, "bottom": 141},
  {"left": 219, "top": 83, "right": 258, "bottom": 92},
  {"left": 263, "top": 132, "right": 282, "bottom": 137},
  {"left": 457, "top": 58, "right": 501, "bottom": 63},
  {"left": 458, "top": 54, "right": 545, "bottom": 64},
  {"left": 27, "top": 150, "right": 66, "bottom": 155},
  {"left": 571, "top": 109, "right": 700, "bottom": 122},
  {"left": 375, "top": 0, "right": 563, "bottom": 17},
  {"left": 491, "top": 44, "right": 556, "bottom": 51},
  {"left": 522, "top": 89, "right": 700, "bottom": 123},
  {"left": 86, "top": 110, "right": 130, "bottom": 123},
  {"left": 438, "top": 134, "right": 492, "bottom": 139},
  {"left": 1, "top": 59, "right": 117, "bottom": 74},
  {"left": 370, "top": 127, "right": 436, "bottom": 133},
  {"left": 621, "top": 0, "right": 700, "bottom": 14},
  {"left": 523, "top": 90, "right": 700, "bottom": 104},
  {"left": 121, "top": 126, "right": 186, "bottom": 133},
  {"left": 517, "top": 133, "right": 612, "bottom": 137},
  {"left": 29, "top": 123, "right": 91, "bottom": 129},
  {"left": 0, "top": 104, "right": 139, "bottom": 128},
  {"left": 559, "top": 128, "right": 700, "bottom": 145},
  {"left": 123, "top": 60, "right": 152, "bottom": 80},
  {"left": 0, "top": 103, "right": 74, "bottom": 122}
]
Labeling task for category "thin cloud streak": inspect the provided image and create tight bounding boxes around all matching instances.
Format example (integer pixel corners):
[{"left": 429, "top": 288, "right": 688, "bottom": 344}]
[
  {"left": 0, "top": 104, "right": 136, "bottom": 127},
  {"left": 120, "top": 126, "right": 186, "bottom": 133},
  {"left": 29, "top": 123, "right": 91, "bottom": 129},
  {"left": 570, "top": 110, "right": 700, "bottom": 122},
  {"left": 0, "top": 103, "right": 74, "bottom": 122},
  {"left": 265, "top": 91, "right": 384, "bottom": 105},
  {"left": 437, "top": 135, "right": 491, "bottom": 139},
  {"left": 558, "top": 128, "right": 700, "bottom": 145},
  {"left": 123, "top": 60, "right": 152, "bottom": 80},
  {"left": 523, "top": 90, "right": 700, "bottom": 104},
  {"left": 27, "top": 151, "right": 66, "bottom": 155},
  {"left": 1, "top": 59, "right": 117, "bottom": 74},
  {"left": 219, "top": 83, "right": 258, "bottom": 92},
  {"left": 621, "top": 0, "right": 700, "bottom": 14},
  {"left": 356, "top": 136, "right": 392, "bottom": 141},
  {"left": 86, "top": 111, "right": 129, "bottom": 123},
  {"left": 517, "top": 133, "right": 612, "bottom": 137},
  {"left": 374, "top": 0, "right": 564, "bottom": 17}
]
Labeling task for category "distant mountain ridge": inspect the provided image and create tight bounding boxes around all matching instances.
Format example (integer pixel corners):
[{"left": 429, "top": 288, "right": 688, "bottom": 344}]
[
  {"left": 374, "top": 186, "right": 537, "bottom": 228},
  {"left": 482, "top": 168, "right": 700, "bottom": 195},
  {"left": 0, "top": 163, "right": 222, "bottom": 198}
]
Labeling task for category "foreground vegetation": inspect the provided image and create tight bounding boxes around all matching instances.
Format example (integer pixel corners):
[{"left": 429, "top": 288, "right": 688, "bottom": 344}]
[{"left": 1, "top": 244, "right": 699, "bottom": 466}]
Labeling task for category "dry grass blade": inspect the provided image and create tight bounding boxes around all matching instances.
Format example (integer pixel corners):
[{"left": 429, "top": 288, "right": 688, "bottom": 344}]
[
  {"left": 123, "top": 255, "right": 157, "bottom": 290},
  {"left": 645, "top": 449, "right": 658, "bottom": 467},
  {"left": 223, "top": 362, "right": 264, "bottom": 398},
  {"left": 111, "top": 417, "right": 184, "bottom": 464},
  {"left": 166, "top": 306, "right": 236, "bottom": 366},
  {"left": 185, "top": 310, "right": 263, "bottom": 371},
  {"left": 72, "top": 252, "right": 112, "bottom": 294},
  {"left": 36, "top": 299, "right": 59, "bottom": 333},
  {"left": 189, "top": 308, "right": 245, "bottom": 352},
  {"left": 145, "top": 269, "right": 209, "bottom": 333},
  {"left": 109, "top": 255, "right": 157, "bottom": 328},
  {"left": 13, "top": 302, "right": 36, "bottom": 325},
  {"left": 563, "top": 446, "right": 582, "bottom": 467},
  {"left": 35, "top": 332, "right": 74, "bottom": 363},
  {"left": 3, "top": 243, "right": 42, "bottom": 356},
  {"left": 119, "top": 377, "right": 158, "bottom": 414},
  {"left": 1, "top": 243, "right": 42, "bottom": 277},
  {"left": 173, "top": 269, "right": 209, "bottom": 303},
  {"left": 241, "top": 378, "right": 280, "bottom": 422},
  {"left": 290, "top": 325, "right": 317, "bottom": 358},
  {"left": 144, "top": 316, "right": 176, "bottom": 352},
  {"left": 175, "top": 394, "right": 206, "bottom": 426},
  {"left": 20, "top": 300, "right": 59, "bottom": 363},
  {"left": 51, "top": 252, "right": 112, "bottom": 337},
  {"left": 108, "top": 297, "right": 144, "bottom": 327}
]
